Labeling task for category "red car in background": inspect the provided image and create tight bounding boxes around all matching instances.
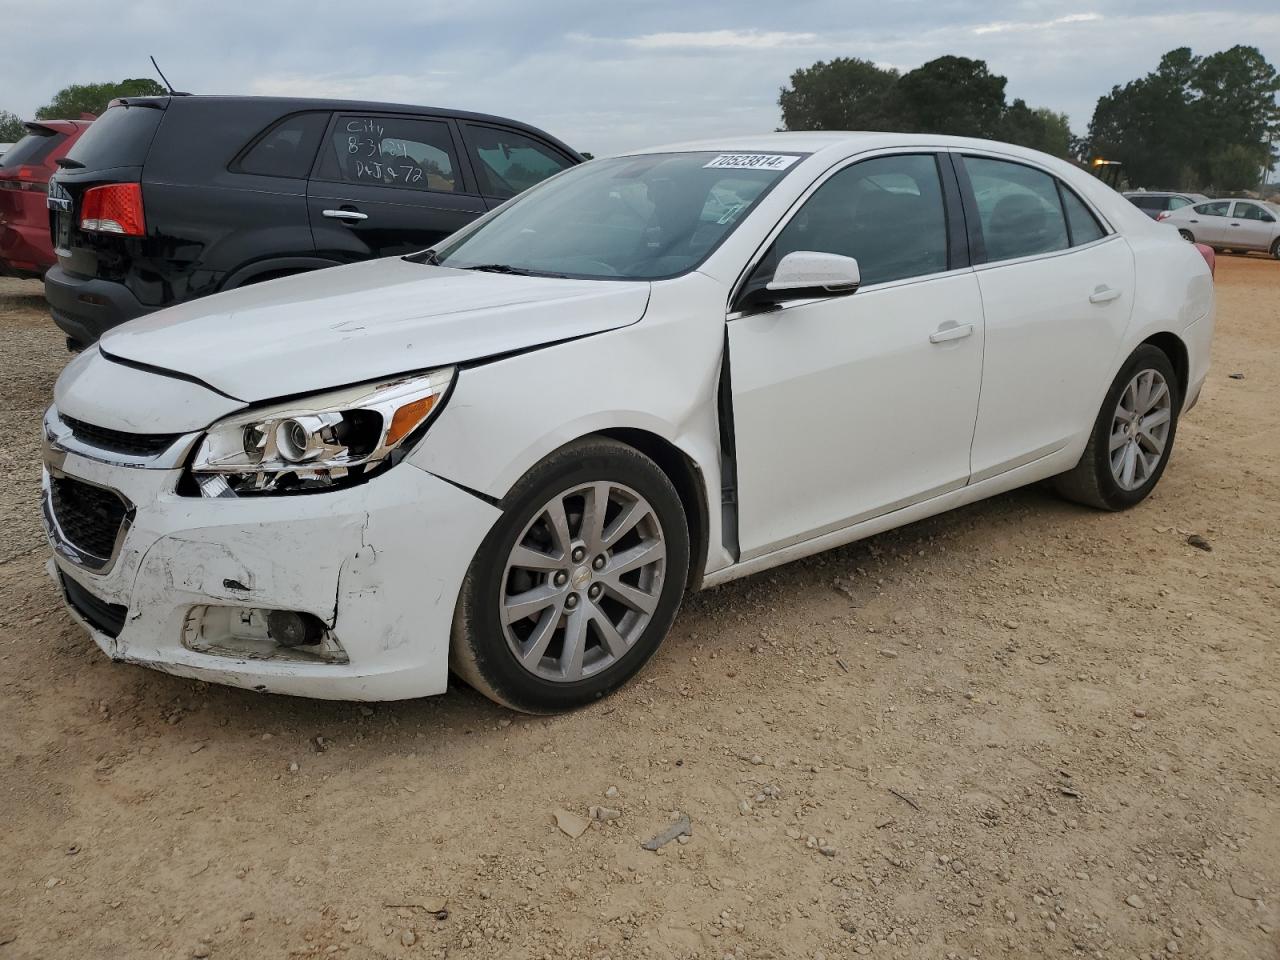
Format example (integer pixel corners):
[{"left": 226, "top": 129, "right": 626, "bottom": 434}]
[{"left": 0, "top": 118, "right": 94, "bottom": 279}]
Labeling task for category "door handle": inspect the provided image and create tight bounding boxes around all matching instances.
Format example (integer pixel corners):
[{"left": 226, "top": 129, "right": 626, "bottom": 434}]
[
  {"left": 1089, "top": 286, "right": 1122, "bottom": 304},
  {"left": 322, "top": 209, "right": 369, "bottom": 222},
  {"left": 1187, "top": 219, "right": 1198, "bottom": 223},
  {"left": 1230, "top": 222, "right": 1241, "bottom": 227},
  {"left": 929, "top": 322, "right": 974, "bottom": 344}
]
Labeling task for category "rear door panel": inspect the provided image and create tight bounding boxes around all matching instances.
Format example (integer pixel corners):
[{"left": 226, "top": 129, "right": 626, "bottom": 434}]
[{"left": 307, "top": 113, "right": 486, "bottom": 261}]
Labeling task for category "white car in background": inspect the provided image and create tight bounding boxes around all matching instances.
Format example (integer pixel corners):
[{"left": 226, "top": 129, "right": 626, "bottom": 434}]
[
  {"left": 43, "top": 133, "right": 1214, "bottom": 711},
  {"left": 1160, "top": 197, "right": 1280, "bottom": 258}
]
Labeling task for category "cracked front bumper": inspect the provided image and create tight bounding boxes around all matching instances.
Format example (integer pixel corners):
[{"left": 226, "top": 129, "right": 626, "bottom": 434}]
[{"left": 43, "top": 445, "right": 501, "bottom": 701}]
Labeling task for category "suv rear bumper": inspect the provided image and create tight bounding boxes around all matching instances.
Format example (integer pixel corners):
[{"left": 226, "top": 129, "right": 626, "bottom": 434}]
[{"left": 44, "top": 264, "right": 156, "bottom": 345}]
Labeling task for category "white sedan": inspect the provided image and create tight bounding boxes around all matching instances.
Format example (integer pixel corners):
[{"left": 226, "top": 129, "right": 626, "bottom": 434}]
[
  {"left": 1158, "top": 197, "right": 1280, "bottom": 258},
  {"left": 43, "top": 133, "right": 1214, "bottom": 711}
]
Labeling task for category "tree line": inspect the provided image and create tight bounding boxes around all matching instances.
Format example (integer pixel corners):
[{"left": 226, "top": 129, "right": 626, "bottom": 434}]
[
  {"left": 778, "top": 47, "right": 1279, "bottom": 193},
  {"left": 780, "top": 55, "right": 1071, "bottom": 159},
  {"left": 1, "top": 79, "right": 165, "bottom": 141}
]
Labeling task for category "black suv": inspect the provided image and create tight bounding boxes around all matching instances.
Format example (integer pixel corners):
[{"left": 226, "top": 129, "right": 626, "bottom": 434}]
[{"left": 44, "top": 96, "right": 582, "bottom": 346}]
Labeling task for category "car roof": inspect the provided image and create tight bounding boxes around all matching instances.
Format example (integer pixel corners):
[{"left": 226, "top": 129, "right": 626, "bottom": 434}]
[
  {"left": 617, "top": 131, "right": 1082, "bottom": 163},
  {"left": 124, "top": 95, "right": 581, "bottom": 156}
]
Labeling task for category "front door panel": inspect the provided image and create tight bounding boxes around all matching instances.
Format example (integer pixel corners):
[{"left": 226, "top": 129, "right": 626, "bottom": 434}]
[{"left": 729, "top": 272, "right": 984, "bottom": 559}]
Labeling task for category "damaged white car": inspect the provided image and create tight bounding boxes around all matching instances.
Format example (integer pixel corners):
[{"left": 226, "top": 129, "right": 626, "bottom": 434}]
[{"left": 43, "top": 133, "right": 1214, "bottom": 711}]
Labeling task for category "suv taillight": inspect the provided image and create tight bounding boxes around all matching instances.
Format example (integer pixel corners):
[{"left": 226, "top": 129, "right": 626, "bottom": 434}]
[
  {"left": 0, "top": 166, "right": 47, "bottom": 192},
  {"left": 80, "top": 183, "right": 146, "bottom": 236},
  {"left": 1156, "top": 210, "right": 1172, "bottom": 221}
]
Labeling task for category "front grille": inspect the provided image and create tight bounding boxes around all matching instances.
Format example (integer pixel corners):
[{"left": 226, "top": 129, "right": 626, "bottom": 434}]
[
  {"left": 61, "top": 415, "right": 181, "bottom": 458},
  {"left": 61, "top": 574, "right": 127, "bottom": 638},
  {"left": 48, "top": 475, "right": 129, "bottom": 566}
]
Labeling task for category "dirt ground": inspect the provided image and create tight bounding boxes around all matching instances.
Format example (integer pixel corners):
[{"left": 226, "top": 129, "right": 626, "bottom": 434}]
[{"left": 0, "top": 256, "right": 1277, "bottom": 960}]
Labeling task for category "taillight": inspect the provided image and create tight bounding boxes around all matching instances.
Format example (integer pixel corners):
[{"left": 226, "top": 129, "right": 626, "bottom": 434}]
[
  {"left": 0, "top": 167, "right": 47, "bottom": 192},
  {"left": 1156, "top": 211, "right": 1171, "bottom": 221},
  {"left": 80, "top": 183, "right": 146, "bottom": 236}
]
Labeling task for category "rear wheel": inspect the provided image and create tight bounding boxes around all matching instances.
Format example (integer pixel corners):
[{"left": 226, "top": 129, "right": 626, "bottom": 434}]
[
  {"left": 451, "top": 437, "right": 690, "bottom": 713},
  {"left": 1052, "top": 344, "right": 1180, "bottom": 511},
  {"left": 1271, "top": 238, "right": 1280, "bottom": 260}
]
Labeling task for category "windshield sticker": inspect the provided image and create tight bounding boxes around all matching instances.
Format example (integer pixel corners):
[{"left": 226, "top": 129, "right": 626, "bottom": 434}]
[{"left": 703, "top": 154, "right": 800, "bottom": 171}]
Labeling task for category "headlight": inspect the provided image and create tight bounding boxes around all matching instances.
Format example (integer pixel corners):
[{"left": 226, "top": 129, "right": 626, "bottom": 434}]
[{"left": 189, "top": 368, "right": 454, "bottom": 497}]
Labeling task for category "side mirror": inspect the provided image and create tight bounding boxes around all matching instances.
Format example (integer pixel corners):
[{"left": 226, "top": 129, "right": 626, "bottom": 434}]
[{"left": 762, "top": 251, "right": 861, "bottom": 303}]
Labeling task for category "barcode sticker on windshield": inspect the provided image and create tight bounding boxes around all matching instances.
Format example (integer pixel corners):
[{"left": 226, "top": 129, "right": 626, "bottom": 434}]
[{"left": 703, "top": 154, "right": 799, "bottom": 171}]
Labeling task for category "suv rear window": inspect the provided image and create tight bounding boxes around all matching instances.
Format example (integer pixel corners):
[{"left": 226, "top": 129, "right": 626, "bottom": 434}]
[
  {"left": 64, "top": 103, "right": 164, "bottom": 170},
  {"left": 0, "top": 127, "right": 65, "bottom": 169}
]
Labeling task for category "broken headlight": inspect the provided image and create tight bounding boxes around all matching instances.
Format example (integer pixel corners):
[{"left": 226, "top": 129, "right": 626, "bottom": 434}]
[{"left": 189, "top": 368, "right": 454, "bottom": 497}]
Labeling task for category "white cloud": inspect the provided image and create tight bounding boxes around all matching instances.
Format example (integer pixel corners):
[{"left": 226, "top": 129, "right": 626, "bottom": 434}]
[
  {"left": 973, "top": 12, "right": 1104, "bottom": 35},
  {"left": 570, "top": 29, "right": 819, "bottom": 50},
  {"left": 626, "top": 29, "right": 819, "bottom": 49}
]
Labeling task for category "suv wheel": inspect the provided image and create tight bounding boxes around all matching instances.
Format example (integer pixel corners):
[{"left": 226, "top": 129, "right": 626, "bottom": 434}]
[
  {"left": 1052, "top": 344, "right": 1180, "bottom": 511},
  {"left": 451, "top": 437, "right": 689, "bottom": 712}
]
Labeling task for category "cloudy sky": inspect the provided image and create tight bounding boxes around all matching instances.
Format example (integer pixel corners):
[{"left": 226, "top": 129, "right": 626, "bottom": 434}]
[{"left": 2, "top": 1, "right": 1277, "bottom": 154}]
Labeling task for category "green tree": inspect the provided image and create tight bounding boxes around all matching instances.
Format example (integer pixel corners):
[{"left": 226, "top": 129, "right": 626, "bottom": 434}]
[
  {"left": 0, "top": 109, "right": 27, "bottom": 142},
  {"left": 1085, "top": 46, "right": 1279, "bottom": 190},
  {"left": 898, "top": 56, "right": 1007, "bottom": 138},
  {"left": 36, "top": 78, "right": 166, "bottom": 120},
  {"left": 779, "top": 57, "right": 902, "bottom": 132},
  {"left": 1207, "top": 144, "right": 1263, "bottom": 192},
  {"left": 1000, "top": 100, "right": 1071, "bottom": 157}
]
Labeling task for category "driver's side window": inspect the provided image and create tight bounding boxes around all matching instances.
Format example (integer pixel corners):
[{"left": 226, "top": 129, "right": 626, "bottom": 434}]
[
  {"left": 1235, "top": 202, "right": 1275, "bottom": 223},
  {"left": 767, "top": 153, "right": 950, "bottom": 287}
]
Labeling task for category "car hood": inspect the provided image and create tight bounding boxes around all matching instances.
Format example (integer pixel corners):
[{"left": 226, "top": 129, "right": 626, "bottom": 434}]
[{"left": 101, "top": 258, "right": 652, "bottom": 402}]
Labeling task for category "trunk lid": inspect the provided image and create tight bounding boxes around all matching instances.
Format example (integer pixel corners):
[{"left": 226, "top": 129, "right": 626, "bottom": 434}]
[{"left": 47, "top": 99, "right": 167, "bottom": 280}]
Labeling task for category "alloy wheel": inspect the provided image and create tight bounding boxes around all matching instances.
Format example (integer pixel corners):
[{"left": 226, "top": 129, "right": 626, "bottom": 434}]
[
  {"left": 1109, "top": 369, "right": 1173, "bottom": 491},
  {"left": 499, "top": 482, "right": 666, "bottom": 682}
]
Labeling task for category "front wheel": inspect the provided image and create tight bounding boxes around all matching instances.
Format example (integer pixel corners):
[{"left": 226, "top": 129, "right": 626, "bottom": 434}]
[
  {"left": 451, "top": 437, "right": 690, "bottom": 712},
  {"left": 1271, "top": 238, "right": 1280, "bottom": 260},
  {"left": 1178, "top": 229, "right": 1195, "bottom": 242},
  {"left": 1052, "top": 344, "right": 1180, "bottom": 511}
]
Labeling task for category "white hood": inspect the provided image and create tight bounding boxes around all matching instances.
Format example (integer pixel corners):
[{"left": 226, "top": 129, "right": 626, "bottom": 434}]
[{"left": 100, "top": 257, "right": 652, "bottom": 402}]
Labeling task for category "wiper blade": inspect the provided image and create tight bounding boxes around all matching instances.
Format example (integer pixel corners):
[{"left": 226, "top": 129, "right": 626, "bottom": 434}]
[
  {"left": 464, "top": 263, "right": 533, "bottom": 275},
  {"left": 463, "top": 263, "right": 568, "bottom": 278}
]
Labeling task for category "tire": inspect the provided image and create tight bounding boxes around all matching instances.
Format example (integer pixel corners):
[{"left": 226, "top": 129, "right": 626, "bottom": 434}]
[
  {"left": 1178, "top": 229, "right": 1195, "bottom": 242},
  {"left": 451, "top": 436, "right": 690, "bottom": 713},
  {"left": 1052, "top": 344, "right": 1180, "bottom": 511},
  {"left": 1271, "top": 238, "right": 1280, "bottom": 260}
]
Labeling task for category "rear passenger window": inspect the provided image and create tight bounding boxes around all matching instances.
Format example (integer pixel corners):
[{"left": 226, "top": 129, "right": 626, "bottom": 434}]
[
  {"left": 325, "top": 116, "right": 459, "bottom": 192},
  {"left": 770, "top": 153, "right": 949, "bottom": 286},
  {"left": 1061, "top": 187, "right": 1105, "bottom": 245},
  {"left": 965, "top": 156, "right": 1068, "bottom": 263},
  {"left": 464, "top": 125, "right": 573, "bottom": 199},
  {"left": 237, "top": 113, "right": 328, "bottom": 178},
  {"left": 1169, "top": 196, "right": 1192, "bottom": 210},
  {"left": 1195, "top": 201, "right": 1230, "bottom": 216}
]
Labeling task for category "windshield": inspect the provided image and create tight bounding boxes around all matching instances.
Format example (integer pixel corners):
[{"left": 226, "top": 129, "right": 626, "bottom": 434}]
[{"left": 431, "top": 151, "right": 805, "bottom": 280}]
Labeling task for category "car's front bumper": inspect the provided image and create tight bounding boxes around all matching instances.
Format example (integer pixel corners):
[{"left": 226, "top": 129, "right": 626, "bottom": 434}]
[{"left": 42, "top": 427, "right": 500, "bottom": 700}]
